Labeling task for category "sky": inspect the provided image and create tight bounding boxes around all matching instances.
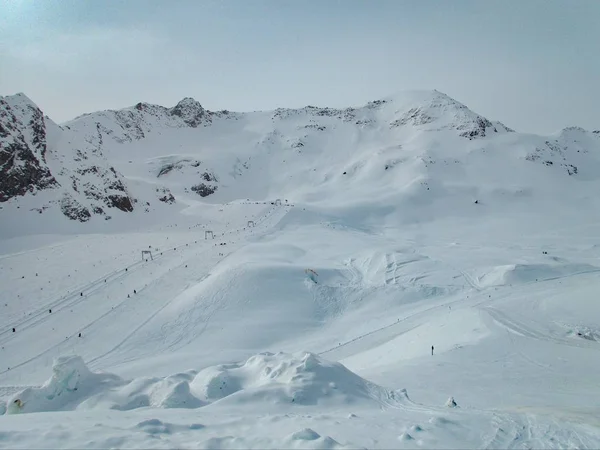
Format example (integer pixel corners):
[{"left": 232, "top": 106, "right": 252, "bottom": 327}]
[{"left": 0, "top": 0, "right": 598, "bottom": 134}]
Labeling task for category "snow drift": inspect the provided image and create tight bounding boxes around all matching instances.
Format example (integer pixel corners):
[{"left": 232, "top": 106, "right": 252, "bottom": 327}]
[
  {"left": 189, "top": 351, "right": 405, "bottom": 407},
  {"left": 473, "top": 262, "right": 600, "bottom": 288},
  {"left": 4, "top": 352, "right": 405, "bottom": 414}
]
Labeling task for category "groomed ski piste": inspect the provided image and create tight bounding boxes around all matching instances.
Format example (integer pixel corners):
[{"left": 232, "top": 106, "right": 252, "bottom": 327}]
[{"left": 2, "top": 90, "right": 600, "bottom": 448}]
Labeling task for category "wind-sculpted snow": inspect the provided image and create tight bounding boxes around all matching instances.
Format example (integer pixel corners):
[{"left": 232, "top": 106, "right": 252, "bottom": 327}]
[
  {"left": 190, "top": 351, "right": 406, "bottom": 407},
  {"left": 4, "top": 352, "right": 403, "bottom": 414},
  {"left": 472, "top": 262, "right": 600, "bottom": 288}
]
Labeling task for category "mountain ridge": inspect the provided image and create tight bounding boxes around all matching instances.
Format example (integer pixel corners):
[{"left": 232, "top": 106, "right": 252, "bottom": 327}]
[{"left": 1, "top": 89, "right": 599, "bottom": 236}]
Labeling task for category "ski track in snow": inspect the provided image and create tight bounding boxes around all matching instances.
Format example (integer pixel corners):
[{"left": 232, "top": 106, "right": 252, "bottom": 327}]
[{"left": 0, "top": 204, "right": 289, "bottom": 376}]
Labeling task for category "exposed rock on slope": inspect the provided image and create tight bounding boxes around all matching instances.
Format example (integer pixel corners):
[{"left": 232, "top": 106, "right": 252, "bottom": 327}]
[
  {"left": 169, "top": 97, "right": 209, "bottom": 128},
  {"left": 0, "top": 94, "right": 58, "bottom": 202},
  {"left": 525, "top": 127, "right": 600, "bottom": 178},
  {"left": 387, "top": 90, "right": 513, "bottom": 138},
  {"left": 0, "top": 94, "right": 156, "bottom": 221},
  {"left": 2, "top": 88, "right": 598, "bottom": 229},
  {"left": 65, "top": 97, "right": 217, "bottom": 146}
]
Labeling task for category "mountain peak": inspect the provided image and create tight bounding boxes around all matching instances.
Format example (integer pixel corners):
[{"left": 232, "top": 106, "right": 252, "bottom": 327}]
[
  {"left": 175, "top": 97, "right": 202, "bottom": 108},
  {"left": 169, "top": 97, "right": 206, "bottom": 127},
  {"left": 1, "top": 92, "right": 44, "bottom": 117},
  {"left": 378, "top": 89, "right": 513, "bottom": 138}
]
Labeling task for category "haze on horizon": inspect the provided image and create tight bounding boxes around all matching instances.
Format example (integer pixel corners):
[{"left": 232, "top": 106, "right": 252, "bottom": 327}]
[{"left": 1, "top": 0, "right": 598, "bottom": 134}]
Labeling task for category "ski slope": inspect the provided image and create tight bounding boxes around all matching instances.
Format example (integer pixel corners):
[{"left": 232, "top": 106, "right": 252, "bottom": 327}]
[{"left": 2, "top": 90, "right": 600, "bottom": 448}]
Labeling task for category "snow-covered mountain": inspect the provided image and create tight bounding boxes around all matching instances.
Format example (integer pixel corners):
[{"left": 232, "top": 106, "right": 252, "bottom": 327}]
[
  {"left": 3, "top": 89, "right": 600, "bottom": 448},
  {"left": 2, "top": 89, "right": 598, "bottom": 237}
]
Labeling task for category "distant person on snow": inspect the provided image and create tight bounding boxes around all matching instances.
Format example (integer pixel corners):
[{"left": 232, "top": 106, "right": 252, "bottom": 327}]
[{"left": 431, "top": 345, "right": 434, "bottom": 356}]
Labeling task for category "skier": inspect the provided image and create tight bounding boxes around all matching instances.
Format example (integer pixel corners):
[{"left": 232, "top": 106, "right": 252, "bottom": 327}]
[{"left": 431, "top": 345, "right": 434, "bottom": 356}]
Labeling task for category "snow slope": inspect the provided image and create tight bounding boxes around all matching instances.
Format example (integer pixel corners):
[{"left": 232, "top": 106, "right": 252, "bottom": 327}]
[{"left": 2, "top": 90, "right": 600, "bottom": 448}]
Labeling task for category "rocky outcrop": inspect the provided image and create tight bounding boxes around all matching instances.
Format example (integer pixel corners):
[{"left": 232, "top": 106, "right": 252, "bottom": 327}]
[
  {"left": 0, "top": 95, "right": 58, "bottom": 202},
  {"left": 522, "top": 127, "right": 600, "bottom": 177},
  {"left": 156, "top": 187, "right": 175, "bottom": 204},
  {"left": 190, "top": 171, "right": 219, "bottom": 197},
  {"left": 0, "top": 93, "right": 138, "bottom": 221},
  {"left": 156, "top": 158, "right": 201, "bottom": 178},
  {"left": 60, "top": 193, "right": 91, "bottom": 222},
  {"left": 190, "top": 183, "right": 218, "bottom": 197},
  {"left": 169, "top": 98, "right": 209, "bottom": 128},
  {"left": 388, "top": 91, "right": 513, "bottom": 139},
  {"left": 390, "top": 107, "right": 434, "bottom": 128},
  {"left": 62, "top": 97, "right": 220, "bottom": 153}
]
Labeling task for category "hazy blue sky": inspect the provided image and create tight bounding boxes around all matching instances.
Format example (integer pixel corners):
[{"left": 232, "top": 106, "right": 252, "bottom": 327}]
[{"left": 1, "top": 0, "right": 598, "bottom": 133}]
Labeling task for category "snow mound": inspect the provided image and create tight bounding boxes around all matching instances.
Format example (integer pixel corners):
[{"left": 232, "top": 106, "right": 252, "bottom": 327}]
[
  {"left": 474, "top": 262, "right": 600, "bottom": 288},
  {"left": 190, "top": 351, "right": 403, "bottom": 407},
  {"left": 5, "top": 355, "right": 124, "bottom": 414},
  {"left": 284, "top": 428, "right": 348, "bottom": 449},
  {"left": 398, "top": 432, "right": 414, "bottom": 441},
  {"left": 85, "top": 371, "right": 206, "bottom": 411},
  {"left": 289, "top": 428, "right": 322, "bottom": 440},
  {"left": 202, "top": 432, "right": 350, "bottom": 450},
  {"left": 4, "top": 352, "right": 402, "bottom": 414},
  {"left": 4, "top": 356, "right": 203, "bottom": 414}
]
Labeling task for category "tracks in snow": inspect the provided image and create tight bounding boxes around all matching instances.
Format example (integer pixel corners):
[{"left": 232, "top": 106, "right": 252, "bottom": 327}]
[
  {"left": 482, "top": 306, "right": 599, "bottom": 351},
  {"left": 0, "top": 204, "right": 282, "bottom": 345},
  {"left": 0, "top": 205, "right": 290, "bottom": 377},
  {"left": 483, "top": 411, "right": 597, "bottom": 449}
]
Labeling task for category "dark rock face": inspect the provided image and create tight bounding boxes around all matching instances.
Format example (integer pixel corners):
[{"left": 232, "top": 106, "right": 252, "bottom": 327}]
[
  {"left": 0, "top": 94, "right": 139, "bottom": 221},
  {"left": 458, "top": 116, "right": 494, "bottom": 140},
  {"left": 390, "top": 108, "right": 434, "bottom": 128},
  {"left": 104, "top": 172, "right": 134, "bottom": 212},
  {"left": 158, "top": 193, "right": 175, "bottom": 204},
  {"left": 156, "top": 187, "right": 175, "bottom": 204},
  {"left": 169, "top": 98, "right": 208, "bottom": 128},
  {"left": 201, "top": 171, "right": 217, "bottom": 182},
  {"left": 0, "top": 141, "right": 57, "bottom": 202},
  {"left": 0, "top": 97, "right": 58, "bottom": 202},
  {"left": 106, "top": 194, "right": 134, "bottom": 212},
  {"left": 60, "top": 193, "right": 91, "bottom": 222},
  {"left": 191, "top": 183, "right": 217, "bottom": 197}
]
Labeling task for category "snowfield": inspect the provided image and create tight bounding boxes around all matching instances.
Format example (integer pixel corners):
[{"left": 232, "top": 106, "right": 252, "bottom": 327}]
[{"left": 2, "top": 90, "right": 600, "bottom": 448}]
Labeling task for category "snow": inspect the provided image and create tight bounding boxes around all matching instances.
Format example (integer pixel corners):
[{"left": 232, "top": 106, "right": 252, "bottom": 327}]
[
  {"left": 4, "top": 351, "right": 401, "bottom": 415},
  {"left": 2, "top": 89, "right": 600, "bottom": 448}
]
